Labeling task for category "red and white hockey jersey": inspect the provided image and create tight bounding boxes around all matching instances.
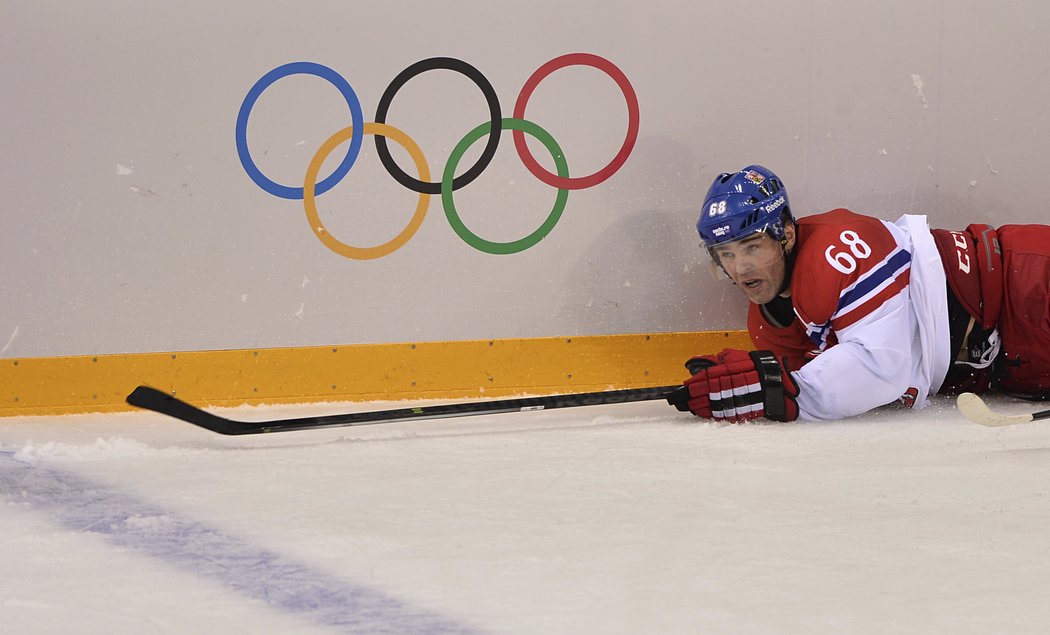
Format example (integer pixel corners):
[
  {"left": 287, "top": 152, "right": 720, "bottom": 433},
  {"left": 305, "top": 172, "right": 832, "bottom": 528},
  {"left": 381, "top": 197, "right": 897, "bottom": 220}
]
[{"left": 748, "top": 209, "right": 951, "bottom": 420}]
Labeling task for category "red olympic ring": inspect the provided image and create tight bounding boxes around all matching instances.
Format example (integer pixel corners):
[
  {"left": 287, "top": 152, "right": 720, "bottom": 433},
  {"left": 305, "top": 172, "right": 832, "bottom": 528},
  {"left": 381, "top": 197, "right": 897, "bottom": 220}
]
[{"left": 512, "top": 53, "right": 640, "bottom": 191}]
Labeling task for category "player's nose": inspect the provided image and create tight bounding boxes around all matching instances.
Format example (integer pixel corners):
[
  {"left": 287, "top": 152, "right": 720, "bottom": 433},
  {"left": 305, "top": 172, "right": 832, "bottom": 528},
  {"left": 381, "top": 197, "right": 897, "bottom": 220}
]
[{"left": 735, "top": 256, "right": 757, "bottom": 273}]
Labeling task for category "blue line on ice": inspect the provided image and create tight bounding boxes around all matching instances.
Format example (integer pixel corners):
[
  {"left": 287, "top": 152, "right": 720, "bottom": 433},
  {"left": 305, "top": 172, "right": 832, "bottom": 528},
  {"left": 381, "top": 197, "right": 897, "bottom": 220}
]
[{"left": 0, "top": 450, "right": 479, "bottom": 634}]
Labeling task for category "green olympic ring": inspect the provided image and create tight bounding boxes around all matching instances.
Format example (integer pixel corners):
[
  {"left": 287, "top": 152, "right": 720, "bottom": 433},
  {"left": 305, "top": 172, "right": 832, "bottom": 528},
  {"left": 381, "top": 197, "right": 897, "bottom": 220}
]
[{"left": 443, "top": 117, "right": 568, "bottom": 255}]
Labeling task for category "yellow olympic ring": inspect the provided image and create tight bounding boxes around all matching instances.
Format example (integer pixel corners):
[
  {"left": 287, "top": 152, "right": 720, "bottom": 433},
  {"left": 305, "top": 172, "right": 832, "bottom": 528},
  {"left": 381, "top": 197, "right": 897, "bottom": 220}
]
[{"left": 303, "top": 122, "right": 430, "bottom": 260}]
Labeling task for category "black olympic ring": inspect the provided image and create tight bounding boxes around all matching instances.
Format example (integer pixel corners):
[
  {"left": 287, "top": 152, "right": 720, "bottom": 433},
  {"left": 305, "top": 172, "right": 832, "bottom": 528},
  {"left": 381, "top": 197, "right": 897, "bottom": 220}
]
[{"left": 373, "top": 57, "right": 502, "bottom": 195}]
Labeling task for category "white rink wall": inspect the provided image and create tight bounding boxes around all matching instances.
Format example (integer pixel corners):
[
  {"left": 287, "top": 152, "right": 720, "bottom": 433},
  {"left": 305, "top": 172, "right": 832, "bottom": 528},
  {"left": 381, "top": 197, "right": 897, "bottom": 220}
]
[{"left": 3, "top": 1, "right": 1049, "bottom": 357}]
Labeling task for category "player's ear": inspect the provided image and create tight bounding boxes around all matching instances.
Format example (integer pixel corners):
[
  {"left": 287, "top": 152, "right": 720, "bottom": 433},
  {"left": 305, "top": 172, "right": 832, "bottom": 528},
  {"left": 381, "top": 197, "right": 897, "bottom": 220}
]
[{"left": 783, "top": 222, "right": 797, "bottom": 253}]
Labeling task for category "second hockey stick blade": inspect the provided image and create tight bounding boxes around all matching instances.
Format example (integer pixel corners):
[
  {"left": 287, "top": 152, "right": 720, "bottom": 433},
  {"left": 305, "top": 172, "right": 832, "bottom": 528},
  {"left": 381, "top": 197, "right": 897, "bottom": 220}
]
[
  {"left": 957, "top": 392, "right": 1050, "bottom": 427},
  {"left": 126, "top": 384, "right": 685, "bottom": 436}
]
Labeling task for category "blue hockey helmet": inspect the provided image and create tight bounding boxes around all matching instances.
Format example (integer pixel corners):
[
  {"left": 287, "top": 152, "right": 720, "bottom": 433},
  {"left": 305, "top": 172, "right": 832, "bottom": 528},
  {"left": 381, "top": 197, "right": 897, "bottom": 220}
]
[{"left": 697, "top": 165, "right": 793, "bottom": 249}]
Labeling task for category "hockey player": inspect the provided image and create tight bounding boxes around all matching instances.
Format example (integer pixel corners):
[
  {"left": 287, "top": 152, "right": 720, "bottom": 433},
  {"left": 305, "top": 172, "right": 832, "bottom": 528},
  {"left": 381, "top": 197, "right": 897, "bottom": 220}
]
[{"left": 669, "top": 164, "right": 1050, "bottom": 422}]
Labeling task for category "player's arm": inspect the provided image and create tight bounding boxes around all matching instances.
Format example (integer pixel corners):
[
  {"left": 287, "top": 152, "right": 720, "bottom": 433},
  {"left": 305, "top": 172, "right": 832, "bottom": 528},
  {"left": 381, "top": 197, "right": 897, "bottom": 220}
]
[
  {"left": 789, "top": 221, "right": 916, "bottom": 419},
  {"left": 791, "top": 296, "right": 914, "bottom": 420}
]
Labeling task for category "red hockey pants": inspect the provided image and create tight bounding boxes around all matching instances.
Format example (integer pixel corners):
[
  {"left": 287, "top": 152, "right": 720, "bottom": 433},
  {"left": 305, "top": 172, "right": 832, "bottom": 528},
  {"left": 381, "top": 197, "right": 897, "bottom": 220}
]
[{"left": 996, "top": 224, "right": 1050, "bottom": 396}]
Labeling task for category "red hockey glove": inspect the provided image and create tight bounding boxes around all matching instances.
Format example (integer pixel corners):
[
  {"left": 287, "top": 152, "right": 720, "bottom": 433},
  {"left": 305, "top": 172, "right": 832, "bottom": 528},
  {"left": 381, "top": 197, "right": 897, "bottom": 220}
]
[{"left": 667, "top": 349, "right": 800, "bottom": 422}]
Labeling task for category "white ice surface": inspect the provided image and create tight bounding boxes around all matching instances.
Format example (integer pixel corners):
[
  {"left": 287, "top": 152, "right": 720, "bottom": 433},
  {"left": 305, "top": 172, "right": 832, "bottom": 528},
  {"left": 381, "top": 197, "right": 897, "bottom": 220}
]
[{"left": 2, "top": 394, "right": 1050, "bottom": 634}]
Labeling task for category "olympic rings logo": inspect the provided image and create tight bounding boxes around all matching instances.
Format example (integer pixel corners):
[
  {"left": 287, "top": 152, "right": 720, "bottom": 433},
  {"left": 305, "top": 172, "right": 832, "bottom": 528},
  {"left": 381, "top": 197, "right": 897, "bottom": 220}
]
[{"left": 235, "top": 53, "right": 640, "bottom": 259}]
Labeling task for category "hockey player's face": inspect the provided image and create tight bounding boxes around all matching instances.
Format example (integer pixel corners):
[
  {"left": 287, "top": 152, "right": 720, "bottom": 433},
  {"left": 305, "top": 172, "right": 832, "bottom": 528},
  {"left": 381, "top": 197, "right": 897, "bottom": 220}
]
[{"left": 711, "top": 233, "right": 787, "bottom": 304}]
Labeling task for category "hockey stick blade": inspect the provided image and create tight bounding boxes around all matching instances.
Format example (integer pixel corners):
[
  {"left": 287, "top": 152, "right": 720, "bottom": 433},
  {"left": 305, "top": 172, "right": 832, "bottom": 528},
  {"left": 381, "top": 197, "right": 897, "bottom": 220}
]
[
  {"left": 126, "top": 384, "right": 684, "bottom": 436},
  {"left": 957, "top": 392, "right": 1050, "bottom": 427}
]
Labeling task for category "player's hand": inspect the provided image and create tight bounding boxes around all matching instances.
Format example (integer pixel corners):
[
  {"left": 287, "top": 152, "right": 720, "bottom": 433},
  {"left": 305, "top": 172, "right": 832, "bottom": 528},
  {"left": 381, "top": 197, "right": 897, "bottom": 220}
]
[{"left": 667, "top": 349, "right": 799, "bottom": 422}]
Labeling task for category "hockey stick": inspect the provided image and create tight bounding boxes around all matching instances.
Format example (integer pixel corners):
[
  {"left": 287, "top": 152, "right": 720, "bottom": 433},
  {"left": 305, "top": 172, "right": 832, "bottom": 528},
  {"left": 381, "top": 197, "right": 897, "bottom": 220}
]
[
  {"left": 126, "top": 384, "right": 686, "bottom": 436},
  {"left": 957, "top": 392, "right": 1050, "bottom": 427}
]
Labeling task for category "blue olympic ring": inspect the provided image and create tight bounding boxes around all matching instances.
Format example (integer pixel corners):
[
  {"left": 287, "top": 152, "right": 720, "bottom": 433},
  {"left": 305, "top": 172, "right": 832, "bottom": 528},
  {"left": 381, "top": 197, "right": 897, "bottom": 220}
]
[{"left": 235, "top": 62, "right": 365, "bottom": 200}]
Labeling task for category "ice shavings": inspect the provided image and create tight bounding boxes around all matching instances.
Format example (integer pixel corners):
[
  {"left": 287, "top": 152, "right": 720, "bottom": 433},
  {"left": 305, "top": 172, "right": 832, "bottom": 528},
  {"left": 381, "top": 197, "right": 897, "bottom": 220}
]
[
  {"left": 123, "top": 514, "right": 177, "bottom": 533},
  {"left": 11, "top": 437, "right": 219, "bottom": 462}
]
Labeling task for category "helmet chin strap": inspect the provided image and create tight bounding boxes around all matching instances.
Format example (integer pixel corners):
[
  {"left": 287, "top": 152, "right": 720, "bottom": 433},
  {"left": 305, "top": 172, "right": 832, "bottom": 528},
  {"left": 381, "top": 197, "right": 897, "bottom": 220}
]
[{"left": 774, "top": 239, "right": 796, "bottom": 297}]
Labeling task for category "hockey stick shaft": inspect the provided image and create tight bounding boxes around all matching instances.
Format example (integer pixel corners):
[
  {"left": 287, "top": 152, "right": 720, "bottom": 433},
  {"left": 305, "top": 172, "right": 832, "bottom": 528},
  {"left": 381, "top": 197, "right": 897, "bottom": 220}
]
[
  {"left": 957, "top": 392, "right": 1050, "bottom": 427},
  {"left": 126, "top": 384, "right": 685, "bottom": 435}
]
